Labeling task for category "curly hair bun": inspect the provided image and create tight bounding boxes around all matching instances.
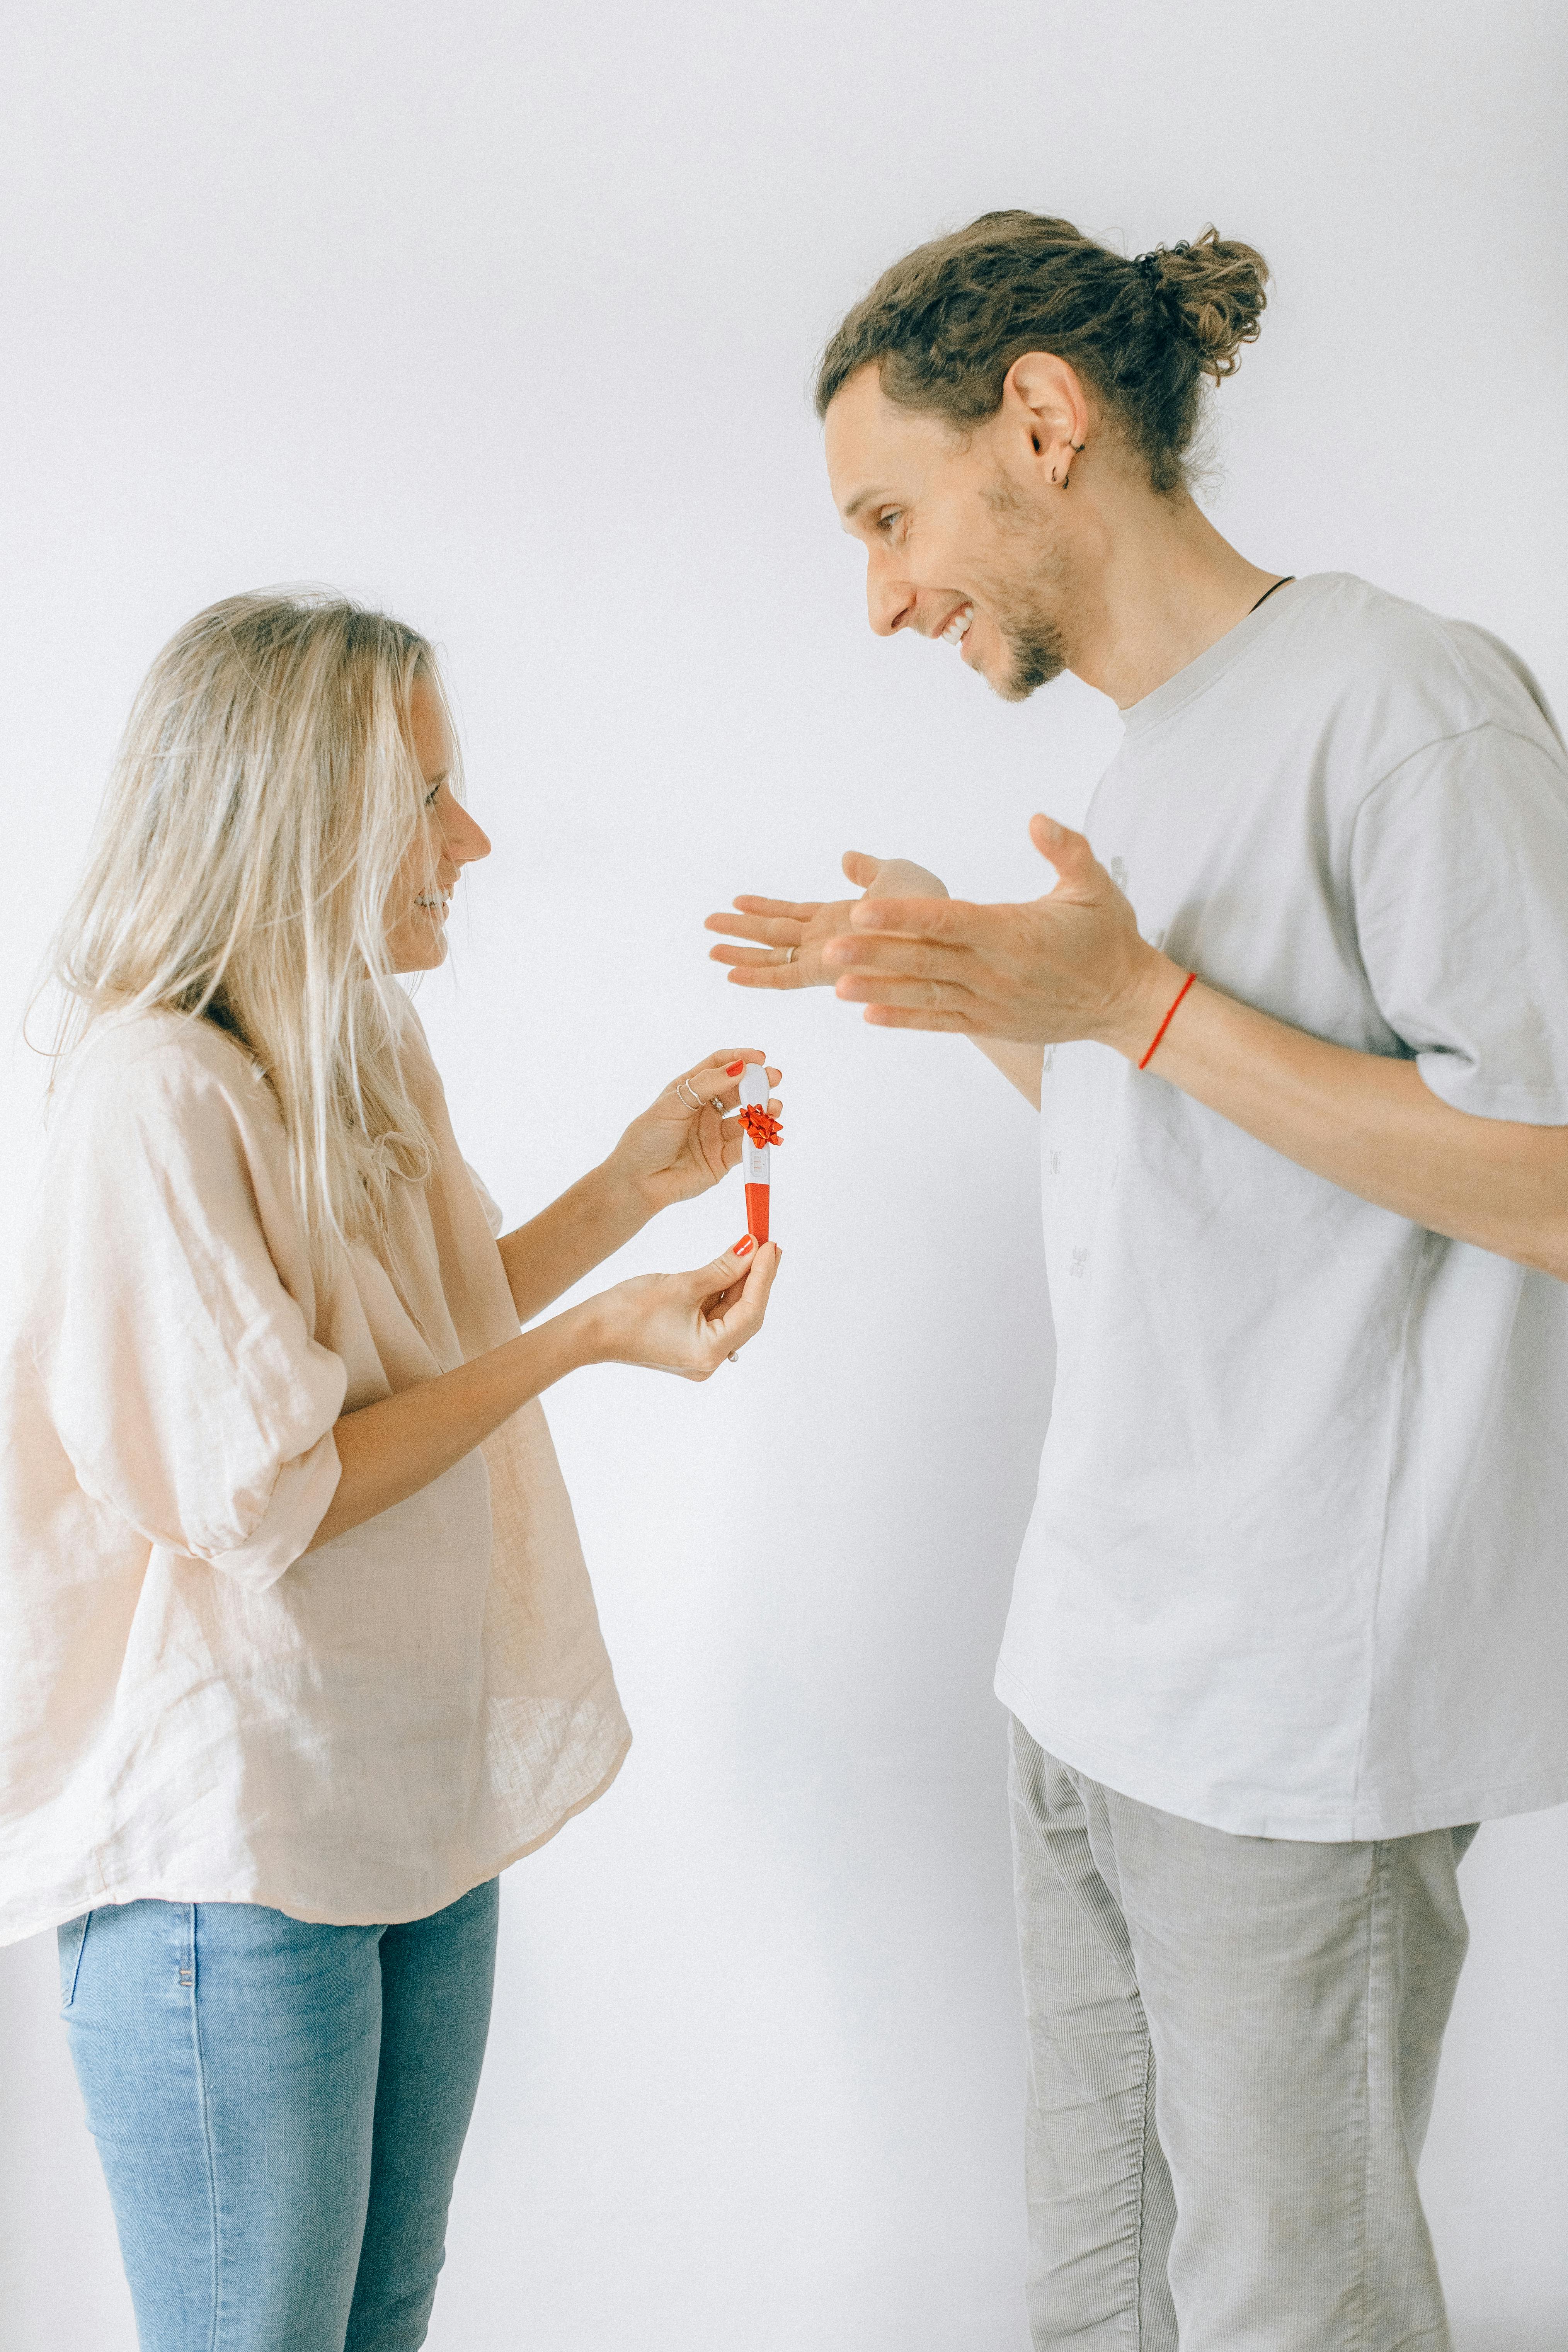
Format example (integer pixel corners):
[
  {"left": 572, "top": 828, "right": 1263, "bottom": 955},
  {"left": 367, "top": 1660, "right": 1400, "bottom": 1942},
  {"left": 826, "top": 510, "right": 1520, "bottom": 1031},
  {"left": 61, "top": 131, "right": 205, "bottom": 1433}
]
[
  {"left": 1143, "top": 227, "right": 1268, "bottom": 381},
  {"left": 816, "top": 210, "right": 1272, "bottom": 495}
]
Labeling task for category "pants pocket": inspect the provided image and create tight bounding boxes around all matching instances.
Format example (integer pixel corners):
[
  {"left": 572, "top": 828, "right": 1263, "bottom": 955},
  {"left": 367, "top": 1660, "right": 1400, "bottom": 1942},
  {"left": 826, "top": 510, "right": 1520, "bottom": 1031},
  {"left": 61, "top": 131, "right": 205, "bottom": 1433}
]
[{"left": 57, "top": 1912, "right": 92, "bottom": 2009}]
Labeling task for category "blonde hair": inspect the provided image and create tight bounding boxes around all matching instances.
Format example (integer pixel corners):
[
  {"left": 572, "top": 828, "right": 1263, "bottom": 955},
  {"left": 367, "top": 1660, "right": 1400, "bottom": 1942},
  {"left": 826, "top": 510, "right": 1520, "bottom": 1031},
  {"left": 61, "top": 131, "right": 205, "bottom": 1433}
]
[{"left": 47, "top": 589, "right": 459, "bottom": 1271}]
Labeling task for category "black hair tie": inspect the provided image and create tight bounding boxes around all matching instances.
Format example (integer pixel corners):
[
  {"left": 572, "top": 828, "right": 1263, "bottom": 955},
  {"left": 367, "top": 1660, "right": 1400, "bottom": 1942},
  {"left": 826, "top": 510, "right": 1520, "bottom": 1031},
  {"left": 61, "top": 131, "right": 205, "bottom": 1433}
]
[
  {"left": 1134, "top": 240, "right": 1192, "bottom": 283},
  {"left": 1134, "top": 243, "right": 1193, "bottom": 338}
]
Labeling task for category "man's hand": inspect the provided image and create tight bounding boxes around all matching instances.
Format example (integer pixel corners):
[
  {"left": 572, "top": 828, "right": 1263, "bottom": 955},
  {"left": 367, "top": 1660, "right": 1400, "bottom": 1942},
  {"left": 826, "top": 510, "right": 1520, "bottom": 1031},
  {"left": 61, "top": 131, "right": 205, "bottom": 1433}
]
[
  {"left": 821, "top": 816, "right": 1173, "bottom": 1057},
  {"left": 705, "top": 853, "right": 949, "bottom": 990}
]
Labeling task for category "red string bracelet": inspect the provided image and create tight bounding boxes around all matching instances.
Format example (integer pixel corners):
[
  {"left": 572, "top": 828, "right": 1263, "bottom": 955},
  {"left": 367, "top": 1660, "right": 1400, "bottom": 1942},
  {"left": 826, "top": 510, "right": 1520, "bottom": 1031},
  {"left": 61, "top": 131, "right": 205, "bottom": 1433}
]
[{"left": 1138, "top": 972, "right": 1197, "bottom": 1071}]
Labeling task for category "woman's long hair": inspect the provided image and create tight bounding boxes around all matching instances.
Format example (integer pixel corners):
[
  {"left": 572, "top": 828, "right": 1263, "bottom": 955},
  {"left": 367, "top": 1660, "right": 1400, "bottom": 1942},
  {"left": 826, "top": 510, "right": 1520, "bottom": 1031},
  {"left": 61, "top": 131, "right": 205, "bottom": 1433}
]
[{"left": 46, "top": 589, "right": 459, "bottom": 1274}]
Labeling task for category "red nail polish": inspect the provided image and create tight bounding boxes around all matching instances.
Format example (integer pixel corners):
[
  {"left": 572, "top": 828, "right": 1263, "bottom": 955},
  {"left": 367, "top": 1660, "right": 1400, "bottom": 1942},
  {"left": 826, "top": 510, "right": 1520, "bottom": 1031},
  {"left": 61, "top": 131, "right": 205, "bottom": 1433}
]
[
  {"left": 726, "top": 1061, "right": 745, "bottom": 1076},
  {"left": 734, "top": 1235, "right": 756, "bottom": 1256}
]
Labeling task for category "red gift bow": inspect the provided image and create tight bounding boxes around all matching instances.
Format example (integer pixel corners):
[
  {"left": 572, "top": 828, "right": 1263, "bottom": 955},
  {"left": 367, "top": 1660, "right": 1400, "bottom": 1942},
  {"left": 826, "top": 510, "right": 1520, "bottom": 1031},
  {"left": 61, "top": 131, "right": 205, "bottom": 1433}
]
[{"left": 738, "top": 1104, "right": 782, "bottom": 1150}]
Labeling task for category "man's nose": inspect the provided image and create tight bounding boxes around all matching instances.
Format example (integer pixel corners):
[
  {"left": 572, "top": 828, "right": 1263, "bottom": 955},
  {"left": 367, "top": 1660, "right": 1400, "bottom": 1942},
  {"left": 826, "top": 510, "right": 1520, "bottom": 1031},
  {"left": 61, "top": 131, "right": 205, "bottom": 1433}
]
[{"left": 866, "top": 555, "right": 918, "bottom": 639}]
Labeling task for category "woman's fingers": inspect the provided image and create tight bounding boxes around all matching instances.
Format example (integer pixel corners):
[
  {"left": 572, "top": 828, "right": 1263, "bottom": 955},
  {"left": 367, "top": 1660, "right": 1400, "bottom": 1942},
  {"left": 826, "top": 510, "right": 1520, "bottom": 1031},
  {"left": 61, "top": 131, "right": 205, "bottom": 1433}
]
[
  {"left": 667, "top": 1050, "right": 775, "bottom": 1103},
  {"left": 675, "top": 1053, "right": 782, "bottom": 1113},
  {"left": 700, "top": 1239, "right": 781, "bottom": 1358},
  {"left": 685, "top": 1234, "right": 761, "bottom": 1300}
]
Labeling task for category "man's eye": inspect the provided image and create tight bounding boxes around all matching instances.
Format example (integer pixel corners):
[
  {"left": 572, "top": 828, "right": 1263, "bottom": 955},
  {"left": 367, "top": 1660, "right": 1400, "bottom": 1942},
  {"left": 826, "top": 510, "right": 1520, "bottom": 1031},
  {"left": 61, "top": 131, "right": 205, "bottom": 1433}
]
[{"left": 877, "top": 511, "right": 902, "bottom": 535}]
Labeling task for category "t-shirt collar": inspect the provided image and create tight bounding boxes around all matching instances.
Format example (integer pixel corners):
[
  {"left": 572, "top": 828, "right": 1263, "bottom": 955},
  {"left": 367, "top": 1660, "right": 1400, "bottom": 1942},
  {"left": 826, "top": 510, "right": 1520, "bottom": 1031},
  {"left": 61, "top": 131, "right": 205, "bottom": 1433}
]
[{"left": 1118, "top": 575, "right": 1308, "bottom": 739}]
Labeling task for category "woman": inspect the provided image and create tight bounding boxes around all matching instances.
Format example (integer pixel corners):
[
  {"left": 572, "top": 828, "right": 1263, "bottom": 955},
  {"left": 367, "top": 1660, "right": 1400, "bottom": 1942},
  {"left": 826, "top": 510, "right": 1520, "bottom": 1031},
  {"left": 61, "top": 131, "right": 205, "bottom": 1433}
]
[{"left": 1, "top": 591, "right": 781, "bottom": 2350}]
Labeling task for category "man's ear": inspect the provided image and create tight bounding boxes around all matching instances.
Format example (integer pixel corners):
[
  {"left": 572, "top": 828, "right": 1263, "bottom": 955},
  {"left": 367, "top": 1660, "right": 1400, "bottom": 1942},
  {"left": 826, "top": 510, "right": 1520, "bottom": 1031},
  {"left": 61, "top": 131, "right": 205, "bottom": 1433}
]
[{"left": 1001, "top": 352, "right": 1090, "bottom": 480}]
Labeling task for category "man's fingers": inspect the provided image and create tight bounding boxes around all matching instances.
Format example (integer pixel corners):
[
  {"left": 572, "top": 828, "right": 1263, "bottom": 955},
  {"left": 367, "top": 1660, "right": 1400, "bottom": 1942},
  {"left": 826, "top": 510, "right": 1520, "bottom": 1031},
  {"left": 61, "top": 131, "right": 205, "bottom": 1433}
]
[
  {"left": 848, "top": 893, "right": 966, "bottom": 941},
  {"left": 725, "top": 895, "right": 825, "bottom": 922},
  {"left": 834, "top": 973, "right": 976, "bottom": 1012},
  {"left": 861, "top": 1004, "right": 976, "bottom": 1033},
  {"left": 712, "top": 948, "right": 811, "bottom": 990},
  {"left": 840, "top": 850, "right": 884, "bottom": 887},
  {"left": 820, "top": 935, "right": 967, "bottom": 980},
  {"left": 1030, "top": 814, "right": 1104, "bottom": 893},
  {"left": 703, "top": 910, "right": 800, "bottom": 947}
]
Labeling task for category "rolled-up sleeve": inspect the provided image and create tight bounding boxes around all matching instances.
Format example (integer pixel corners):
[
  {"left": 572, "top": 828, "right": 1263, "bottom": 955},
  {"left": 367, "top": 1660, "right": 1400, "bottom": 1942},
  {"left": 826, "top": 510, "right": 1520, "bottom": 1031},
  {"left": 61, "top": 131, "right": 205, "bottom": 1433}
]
[
  {"left": 32, "top": 1040, "right": 347, "bottom": 1590},
  {"left": 1351, "top": 723, "right": 1568, "bottom": 1125}
]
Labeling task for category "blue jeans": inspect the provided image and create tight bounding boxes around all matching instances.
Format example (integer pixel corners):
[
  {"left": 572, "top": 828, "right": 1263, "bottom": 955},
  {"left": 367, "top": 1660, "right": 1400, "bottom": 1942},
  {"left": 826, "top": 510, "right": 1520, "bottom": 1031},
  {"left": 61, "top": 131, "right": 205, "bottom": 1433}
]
[{"left": 58, "top": 1879, "right": 499, "bottom": 2352}]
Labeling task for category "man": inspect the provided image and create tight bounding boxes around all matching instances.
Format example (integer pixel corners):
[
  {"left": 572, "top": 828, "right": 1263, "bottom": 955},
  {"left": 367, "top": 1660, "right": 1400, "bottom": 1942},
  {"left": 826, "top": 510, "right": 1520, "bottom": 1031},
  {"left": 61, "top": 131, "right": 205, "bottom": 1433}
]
[{"left": 706, "top": 212, "right": 1568, "bottom": 2349}]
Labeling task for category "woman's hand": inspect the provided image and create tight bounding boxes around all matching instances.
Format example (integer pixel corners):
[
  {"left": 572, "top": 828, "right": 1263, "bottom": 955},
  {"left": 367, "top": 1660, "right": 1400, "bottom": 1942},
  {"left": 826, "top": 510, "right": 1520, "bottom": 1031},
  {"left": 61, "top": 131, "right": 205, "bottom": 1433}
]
[
  {"left": 587, "top": 1234, "right": 782, "bottom": 1379},
  {"left": 705, "top": 853, "right": 950, "bottom": 990},
  {"left": 311, "top": 1235, "right": 783, "bottom": 1548},
  {"left": 604, "top": 1048, "right": 783, "bottom": 1218}
]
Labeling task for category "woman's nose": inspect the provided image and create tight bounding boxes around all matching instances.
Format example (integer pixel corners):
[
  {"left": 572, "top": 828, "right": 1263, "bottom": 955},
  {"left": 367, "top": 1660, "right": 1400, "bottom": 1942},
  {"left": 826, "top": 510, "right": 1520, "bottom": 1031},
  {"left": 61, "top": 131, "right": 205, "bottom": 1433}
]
[{"left": 444, "top": 803, "right": 492, "bottom": 866}]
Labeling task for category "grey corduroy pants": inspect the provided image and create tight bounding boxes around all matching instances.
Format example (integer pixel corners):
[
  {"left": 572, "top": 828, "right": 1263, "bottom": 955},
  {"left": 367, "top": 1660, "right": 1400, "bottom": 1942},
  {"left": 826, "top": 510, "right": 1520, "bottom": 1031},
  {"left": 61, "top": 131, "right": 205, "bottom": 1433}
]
[{"left": 1008, "top": 1717, "right": 1477, "bottom": 2351}]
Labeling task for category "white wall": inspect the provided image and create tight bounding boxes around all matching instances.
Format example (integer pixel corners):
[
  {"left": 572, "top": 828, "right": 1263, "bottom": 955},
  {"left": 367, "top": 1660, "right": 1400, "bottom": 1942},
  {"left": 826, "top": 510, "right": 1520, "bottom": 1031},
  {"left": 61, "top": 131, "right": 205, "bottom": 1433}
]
[{"left": 2, "top": 2, "right": 1565, "bottom": 2345}]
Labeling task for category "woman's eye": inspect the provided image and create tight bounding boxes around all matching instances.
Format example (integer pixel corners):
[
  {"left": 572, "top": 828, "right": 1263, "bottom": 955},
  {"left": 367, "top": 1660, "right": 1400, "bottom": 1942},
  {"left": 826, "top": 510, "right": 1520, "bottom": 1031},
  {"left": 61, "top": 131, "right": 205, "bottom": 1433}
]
[{"left": 424, "top": 784, "right": 442, "bottom": 807}]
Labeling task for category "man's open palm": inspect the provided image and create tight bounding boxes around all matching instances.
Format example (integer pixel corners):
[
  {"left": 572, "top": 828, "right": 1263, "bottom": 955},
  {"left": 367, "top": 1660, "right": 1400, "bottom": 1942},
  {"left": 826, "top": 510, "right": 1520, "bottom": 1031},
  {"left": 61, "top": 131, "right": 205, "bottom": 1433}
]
[
  {"left": 820, "top": 818, "right": 1161, "bottom": 1050},
  {"left": 705, "top": 854, "right": 950, "bottom": 990}
]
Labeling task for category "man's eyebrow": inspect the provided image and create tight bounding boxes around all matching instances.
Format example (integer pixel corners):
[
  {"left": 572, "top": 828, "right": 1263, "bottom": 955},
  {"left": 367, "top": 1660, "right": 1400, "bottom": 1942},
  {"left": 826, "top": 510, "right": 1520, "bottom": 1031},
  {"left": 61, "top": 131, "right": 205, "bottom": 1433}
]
[{"left": 841, "top": 487, "right": 888, "bottom": 522}]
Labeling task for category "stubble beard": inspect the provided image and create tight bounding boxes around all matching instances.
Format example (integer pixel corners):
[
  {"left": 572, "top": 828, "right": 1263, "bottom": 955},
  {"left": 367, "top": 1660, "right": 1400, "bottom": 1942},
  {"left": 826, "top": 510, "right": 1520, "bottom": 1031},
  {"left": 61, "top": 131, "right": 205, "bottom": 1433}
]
[
  {"left": 975, "top": 481, "right": 1073, "bottom": 703},
  {"left": 991, "top": 586, "right": 1070, "bottom": 702}
]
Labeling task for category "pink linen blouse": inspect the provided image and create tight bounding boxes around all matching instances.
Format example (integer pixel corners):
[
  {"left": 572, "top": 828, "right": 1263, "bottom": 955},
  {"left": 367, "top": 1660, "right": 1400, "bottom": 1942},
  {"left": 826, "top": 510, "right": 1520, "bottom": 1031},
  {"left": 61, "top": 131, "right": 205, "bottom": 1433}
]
[{"left": 0, "top": 1004, "right": 630, "bottom": 1944}]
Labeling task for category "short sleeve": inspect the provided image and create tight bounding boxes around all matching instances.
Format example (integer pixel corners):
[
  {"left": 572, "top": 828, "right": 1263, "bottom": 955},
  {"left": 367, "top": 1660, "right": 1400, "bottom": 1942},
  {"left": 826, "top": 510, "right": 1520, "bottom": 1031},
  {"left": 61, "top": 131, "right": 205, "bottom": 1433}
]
[
  {"left": 30, "top": 1038, "right": 347, "bottom": 1590},
  {"left": 463, "top": 1161, "right": 506, "bottom": 1239},
  {"left": 1351, "top": 724, "right": 1568, "bottom": 1124}
]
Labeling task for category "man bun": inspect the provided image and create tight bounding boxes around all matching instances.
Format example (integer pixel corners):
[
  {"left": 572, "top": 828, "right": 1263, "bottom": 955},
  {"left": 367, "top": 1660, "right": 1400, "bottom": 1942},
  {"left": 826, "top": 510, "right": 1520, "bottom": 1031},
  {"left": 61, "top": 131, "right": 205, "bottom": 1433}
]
[
  {"left": 816, "top": 210, "right": 1272, "bottom": 496},
  {"left": 1137, "top": 227, "right": 1268, "bottom": 381}
]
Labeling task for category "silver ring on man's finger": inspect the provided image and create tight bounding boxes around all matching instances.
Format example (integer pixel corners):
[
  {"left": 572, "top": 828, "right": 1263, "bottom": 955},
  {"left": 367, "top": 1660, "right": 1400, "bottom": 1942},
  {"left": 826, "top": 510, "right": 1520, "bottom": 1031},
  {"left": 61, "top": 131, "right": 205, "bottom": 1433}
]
[
  {"left": 783, "top": 946, "right": 796, "bottom": 964},
  {"left": 676, "top": 1077, "right": 703, "bottom": 1108}
]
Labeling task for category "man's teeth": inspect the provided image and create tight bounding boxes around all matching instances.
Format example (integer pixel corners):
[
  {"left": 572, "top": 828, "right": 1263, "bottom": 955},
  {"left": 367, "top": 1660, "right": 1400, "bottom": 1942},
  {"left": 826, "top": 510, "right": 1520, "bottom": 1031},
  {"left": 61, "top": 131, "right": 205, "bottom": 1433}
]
[{"left": 941, "top": 607, "right": 974, "bottom": 646}]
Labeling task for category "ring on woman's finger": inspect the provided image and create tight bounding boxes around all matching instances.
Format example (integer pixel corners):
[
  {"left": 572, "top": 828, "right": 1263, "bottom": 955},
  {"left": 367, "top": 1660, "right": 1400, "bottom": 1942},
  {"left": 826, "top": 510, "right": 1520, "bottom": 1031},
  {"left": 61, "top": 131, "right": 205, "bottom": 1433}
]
[
  {"left": 708, "top": 1096, "right": 725, "bottom": 1113},
  {"left": 783, "top": 946, "right": 796, "bottom": 965},
  {"left": 676, "top": 1076, "right": 703, "bottom": 1108}
]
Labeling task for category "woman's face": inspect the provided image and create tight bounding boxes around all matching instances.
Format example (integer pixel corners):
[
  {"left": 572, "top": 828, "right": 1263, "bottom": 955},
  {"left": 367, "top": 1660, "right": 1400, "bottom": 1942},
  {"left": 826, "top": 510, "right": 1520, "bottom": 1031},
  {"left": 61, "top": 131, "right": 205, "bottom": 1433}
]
[{"left": 384, "top": 675, "right": 492, "bottom": 973}]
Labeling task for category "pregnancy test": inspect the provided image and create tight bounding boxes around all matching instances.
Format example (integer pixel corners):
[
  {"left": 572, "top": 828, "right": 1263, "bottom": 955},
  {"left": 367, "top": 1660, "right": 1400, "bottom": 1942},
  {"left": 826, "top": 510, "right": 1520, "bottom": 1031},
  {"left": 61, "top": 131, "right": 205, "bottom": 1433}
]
[{"left": 738, "top": 1062, "right": 779, "bottom": 1244}]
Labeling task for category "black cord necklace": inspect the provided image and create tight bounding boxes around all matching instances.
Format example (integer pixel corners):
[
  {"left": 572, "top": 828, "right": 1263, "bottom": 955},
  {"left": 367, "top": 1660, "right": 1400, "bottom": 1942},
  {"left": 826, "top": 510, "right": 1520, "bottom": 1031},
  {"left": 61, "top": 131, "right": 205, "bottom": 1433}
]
[{"left": 1249, "top": 575, "right": 1295, "bottom": 614}]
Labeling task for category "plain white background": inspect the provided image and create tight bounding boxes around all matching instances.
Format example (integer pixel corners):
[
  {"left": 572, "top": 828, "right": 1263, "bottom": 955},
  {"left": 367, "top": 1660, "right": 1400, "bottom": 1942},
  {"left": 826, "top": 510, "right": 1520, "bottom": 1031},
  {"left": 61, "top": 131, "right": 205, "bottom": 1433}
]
[{"left": 2, "top": 2, "right": 1566, "bottom": 2345}]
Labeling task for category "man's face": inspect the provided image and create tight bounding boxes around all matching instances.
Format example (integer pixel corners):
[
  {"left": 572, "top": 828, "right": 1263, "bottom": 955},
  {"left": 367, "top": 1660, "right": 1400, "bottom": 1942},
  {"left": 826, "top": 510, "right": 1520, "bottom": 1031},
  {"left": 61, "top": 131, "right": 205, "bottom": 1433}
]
[{"left": 824, "top": 363, "right": 1072, "bottom": 703}]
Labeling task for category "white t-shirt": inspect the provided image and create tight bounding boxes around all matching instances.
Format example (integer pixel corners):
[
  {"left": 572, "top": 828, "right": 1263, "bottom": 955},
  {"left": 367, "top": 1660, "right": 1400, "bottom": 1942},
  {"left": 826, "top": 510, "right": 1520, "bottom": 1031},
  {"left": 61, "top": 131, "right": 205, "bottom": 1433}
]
[{"left": 995, "top": 572, "right": 1568, "bottom": 1840}]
